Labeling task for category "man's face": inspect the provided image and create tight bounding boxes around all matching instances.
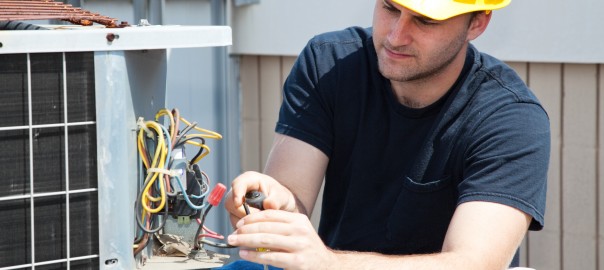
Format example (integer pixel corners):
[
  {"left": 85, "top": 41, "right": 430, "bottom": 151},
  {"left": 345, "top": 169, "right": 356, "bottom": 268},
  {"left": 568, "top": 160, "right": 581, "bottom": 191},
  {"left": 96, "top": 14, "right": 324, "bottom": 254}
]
[{"left": 372, "top": 0, "right": 474, "bottom": 83}]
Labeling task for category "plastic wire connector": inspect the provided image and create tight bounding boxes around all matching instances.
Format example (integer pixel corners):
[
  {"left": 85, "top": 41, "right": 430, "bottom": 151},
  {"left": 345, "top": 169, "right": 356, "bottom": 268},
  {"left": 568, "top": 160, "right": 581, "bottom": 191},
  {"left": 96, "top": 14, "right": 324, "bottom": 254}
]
[{"left": 208, "top": 183, "right": 227, "bottom": 206}]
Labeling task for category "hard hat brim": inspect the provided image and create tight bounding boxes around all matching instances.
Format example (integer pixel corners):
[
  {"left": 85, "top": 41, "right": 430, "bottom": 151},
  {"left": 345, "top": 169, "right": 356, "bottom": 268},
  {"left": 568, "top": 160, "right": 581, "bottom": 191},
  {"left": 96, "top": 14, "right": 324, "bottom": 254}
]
[{"left": 391, "top": 0, "right": 512, "bottom": 20}]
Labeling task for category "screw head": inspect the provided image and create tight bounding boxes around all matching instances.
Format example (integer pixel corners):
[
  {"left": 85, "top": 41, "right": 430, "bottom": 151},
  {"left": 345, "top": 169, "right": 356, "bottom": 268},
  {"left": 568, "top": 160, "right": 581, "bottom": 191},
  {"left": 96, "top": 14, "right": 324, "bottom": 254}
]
[{"left": 106, "top": 33, "right": 119, "bottom": 42}]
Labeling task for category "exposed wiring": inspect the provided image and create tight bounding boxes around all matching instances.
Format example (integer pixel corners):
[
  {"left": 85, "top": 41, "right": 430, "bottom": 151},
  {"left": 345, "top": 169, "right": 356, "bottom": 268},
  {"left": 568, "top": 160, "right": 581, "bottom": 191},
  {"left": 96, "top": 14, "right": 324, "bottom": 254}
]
[
  {"left": 193, "top": 206, "right": 214, "bottom": 250},
  {"left": 191, "top": 183, "right": 236, "bottom": 250},
  {"left": 179, "top": 116, "right": 223, "bottom": 140},
  {"left": 198, "top": 221, "right": 221, "bottom": 236},
  {"left": 133, "top": 232, "right": 151, "bottom": 256},
  {"left": 200, "top": 239, "right": 236, "bottom": 249},
  {"left": 139, "top": 122, "right": 170, "bottom": 214},
  {"left": 190, "top": 199, "right": 255, "bottom": 251},
  {"left": 172, "top": 174, "right": 208, "bottom": 210},
  {"left": 133, "top": 108, "right": 223, "bottom": 256}
]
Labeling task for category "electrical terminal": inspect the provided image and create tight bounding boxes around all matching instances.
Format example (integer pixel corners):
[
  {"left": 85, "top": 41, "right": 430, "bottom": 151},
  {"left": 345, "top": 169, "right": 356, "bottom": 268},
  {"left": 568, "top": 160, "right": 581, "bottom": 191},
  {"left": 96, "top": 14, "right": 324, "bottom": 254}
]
[{"left": 177, "top": 216, "right": 191, "bottom": 225}]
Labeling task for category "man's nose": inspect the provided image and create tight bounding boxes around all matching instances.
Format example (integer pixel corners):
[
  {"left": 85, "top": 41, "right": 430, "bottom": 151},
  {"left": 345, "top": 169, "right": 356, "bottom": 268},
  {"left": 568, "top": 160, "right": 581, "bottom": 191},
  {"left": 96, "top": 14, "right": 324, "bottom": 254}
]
[{"left": 387, "top": 15, "right": 414, "bottom": 47}]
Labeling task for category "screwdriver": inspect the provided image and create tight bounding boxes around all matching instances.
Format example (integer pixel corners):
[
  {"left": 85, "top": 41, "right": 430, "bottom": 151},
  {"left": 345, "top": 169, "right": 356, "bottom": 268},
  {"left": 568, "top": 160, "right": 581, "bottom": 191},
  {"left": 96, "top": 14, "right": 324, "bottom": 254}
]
[
  {"left": 244, "top": 190, "right": 265, "bottom": 211},
  {"left": 244, "top": 191, "right": 269, "bottom": 270}
]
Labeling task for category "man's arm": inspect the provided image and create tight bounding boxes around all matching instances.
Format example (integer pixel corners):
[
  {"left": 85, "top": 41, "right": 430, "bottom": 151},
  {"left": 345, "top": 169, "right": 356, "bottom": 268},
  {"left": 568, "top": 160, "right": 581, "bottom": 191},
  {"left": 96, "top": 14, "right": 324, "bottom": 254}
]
[
  {"left": 263, "top": 133, "right": 328, "bottom": 216},
  {"left": 224, "top": 134, "right": 328, "bottom": 224},
  {"left": 333, "top": 201, "right": 531, "bottom": 270},
  {"left": 227, "top": 135, "right": 532, "bottom": 270},
  {"left": 229, "top": 199, "right": 530, "bottom": 270}
]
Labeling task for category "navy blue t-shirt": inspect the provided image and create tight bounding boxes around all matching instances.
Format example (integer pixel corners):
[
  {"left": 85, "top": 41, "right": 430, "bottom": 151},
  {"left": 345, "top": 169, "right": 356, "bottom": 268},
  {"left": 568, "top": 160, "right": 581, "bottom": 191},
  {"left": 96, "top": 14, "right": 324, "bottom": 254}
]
[{"left": 275, "top": 27, "right": 549, "bottom": 256}]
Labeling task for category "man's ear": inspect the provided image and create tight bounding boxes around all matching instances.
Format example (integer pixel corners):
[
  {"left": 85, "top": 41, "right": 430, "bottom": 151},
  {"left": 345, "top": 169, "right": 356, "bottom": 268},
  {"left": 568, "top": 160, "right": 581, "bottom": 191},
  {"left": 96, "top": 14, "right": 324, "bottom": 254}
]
[{"left": 467, "top": 11, "right": 492, "bottom": 41}]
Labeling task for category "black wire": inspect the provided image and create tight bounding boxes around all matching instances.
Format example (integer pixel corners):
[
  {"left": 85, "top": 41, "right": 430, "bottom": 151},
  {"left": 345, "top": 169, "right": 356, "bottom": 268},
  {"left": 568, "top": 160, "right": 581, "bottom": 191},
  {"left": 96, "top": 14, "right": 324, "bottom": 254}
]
[
  {"left": 173, "top": 124, "right": 205, "bottom": 148},
  {"left": 191, "top": 164, "right": 209, "bottom": 195},
  {"left": 200, "top": 239, "right": 236, "bottom": 249},
  {"left": 193, "top": 204, "right": 240, "bottom": 250},
  {"left": 135, "top": 202, "right": 168, "bottom": 234},
  {"left": 190, "top": 145, "right": 206, "bottom": 165},
  {"left": 193, "top": 205, "right": 213, "bottom": 250},
  {"left": 173, "top": 136, "right": 206, "bottom": 163},
  {"left": 243, "top": 203, "right": 251, "bottom": 215},
  {"left": 174, "top": 122, "right": 198, "bottom": 144}
]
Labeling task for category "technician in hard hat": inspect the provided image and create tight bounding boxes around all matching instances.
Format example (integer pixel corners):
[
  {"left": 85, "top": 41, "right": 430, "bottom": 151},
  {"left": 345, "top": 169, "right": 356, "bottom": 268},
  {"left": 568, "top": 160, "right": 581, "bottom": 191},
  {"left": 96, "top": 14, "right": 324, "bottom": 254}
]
[{"left": 225, "top": 0, "right": 549, "bottom": 269}]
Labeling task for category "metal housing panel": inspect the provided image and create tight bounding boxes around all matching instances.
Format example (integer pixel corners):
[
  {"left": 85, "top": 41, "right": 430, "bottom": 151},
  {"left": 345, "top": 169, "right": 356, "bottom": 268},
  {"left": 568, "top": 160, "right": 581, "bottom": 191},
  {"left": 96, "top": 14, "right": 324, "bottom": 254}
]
[{"left": 95, "top": 49, "right": 168, "bottom": 269}]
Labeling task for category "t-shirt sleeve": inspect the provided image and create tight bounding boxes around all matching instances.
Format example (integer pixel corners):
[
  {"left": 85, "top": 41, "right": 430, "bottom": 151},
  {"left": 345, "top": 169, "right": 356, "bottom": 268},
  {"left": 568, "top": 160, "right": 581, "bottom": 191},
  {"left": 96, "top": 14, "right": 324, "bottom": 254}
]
[
  {"left": 275, "top": 40, "right": 334, "bottom": 157},
  {"left": 458, "top": 102, "right": 550, "bottom": 230}
]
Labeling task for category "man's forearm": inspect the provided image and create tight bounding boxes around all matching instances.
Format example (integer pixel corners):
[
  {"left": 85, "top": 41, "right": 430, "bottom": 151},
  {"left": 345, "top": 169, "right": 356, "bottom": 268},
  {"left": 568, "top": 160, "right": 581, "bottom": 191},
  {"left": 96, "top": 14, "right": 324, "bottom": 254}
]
[
  {"left": 331, "top": 250, "right": 504, "bottom": 270},
  {"left": 293, "top": 194, "right": 311, "bottom": 216}
]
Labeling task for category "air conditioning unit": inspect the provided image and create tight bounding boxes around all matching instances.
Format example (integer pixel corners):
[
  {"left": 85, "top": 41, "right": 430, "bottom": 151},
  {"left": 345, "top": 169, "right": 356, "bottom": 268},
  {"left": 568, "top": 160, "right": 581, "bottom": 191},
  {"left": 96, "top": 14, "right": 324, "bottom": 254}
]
[{"left": 0, "top": 24, "right": 231, "bottom": 270}]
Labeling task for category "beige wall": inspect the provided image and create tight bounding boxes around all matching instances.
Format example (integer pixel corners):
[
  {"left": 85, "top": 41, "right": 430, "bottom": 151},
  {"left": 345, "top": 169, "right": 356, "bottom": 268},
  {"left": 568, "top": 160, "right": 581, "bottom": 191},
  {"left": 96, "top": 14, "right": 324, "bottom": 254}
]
[{"left": 239, "top": 55, "right": 604, "bottom": 269}]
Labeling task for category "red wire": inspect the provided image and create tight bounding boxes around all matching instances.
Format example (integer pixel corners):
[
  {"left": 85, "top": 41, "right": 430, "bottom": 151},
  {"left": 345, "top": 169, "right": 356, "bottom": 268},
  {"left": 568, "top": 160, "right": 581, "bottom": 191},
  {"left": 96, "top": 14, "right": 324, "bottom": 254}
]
[
  {"left": 196, "top": 218, "right": 225, "bottom": 239},
  {"left": 198, "top": 233, "right": 224, "bottom": 240}
]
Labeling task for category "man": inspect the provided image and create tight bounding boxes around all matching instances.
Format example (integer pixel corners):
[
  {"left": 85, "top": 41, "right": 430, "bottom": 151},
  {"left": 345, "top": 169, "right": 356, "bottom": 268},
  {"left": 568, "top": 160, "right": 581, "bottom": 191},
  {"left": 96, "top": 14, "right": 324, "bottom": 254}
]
[{"left": 225, "top": 0, "right": 549, "bottom": 269}]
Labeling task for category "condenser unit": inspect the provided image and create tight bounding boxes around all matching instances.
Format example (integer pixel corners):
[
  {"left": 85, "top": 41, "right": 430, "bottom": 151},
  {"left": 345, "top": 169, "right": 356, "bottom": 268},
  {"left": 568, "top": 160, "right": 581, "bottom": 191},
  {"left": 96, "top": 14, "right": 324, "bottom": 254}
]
[{"left": 0, "top": 24, "right": 231, "bottom": 270}]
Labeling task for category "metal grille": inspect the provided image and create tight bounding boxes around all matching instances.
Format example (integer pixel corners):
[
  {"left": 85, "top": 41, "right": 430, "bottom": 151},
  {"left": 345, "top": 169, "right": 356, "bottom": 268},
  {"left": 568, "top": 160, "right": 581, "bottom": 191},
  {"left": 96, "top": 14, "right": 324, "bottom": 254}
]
[{"left": 0, "top": 52, "right": 99, "bottom": 270}]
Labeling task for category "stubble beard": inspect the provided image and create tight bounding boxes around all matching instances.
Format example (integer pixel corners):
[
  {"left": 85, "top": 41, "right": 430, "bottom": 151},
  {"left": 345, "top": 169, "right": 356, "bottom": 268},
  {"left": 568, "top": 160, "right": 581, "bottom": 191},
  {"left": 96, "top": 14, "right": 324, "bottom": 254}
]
[{"left": 377, "top": 31, "right": 468, "bottom": 83}]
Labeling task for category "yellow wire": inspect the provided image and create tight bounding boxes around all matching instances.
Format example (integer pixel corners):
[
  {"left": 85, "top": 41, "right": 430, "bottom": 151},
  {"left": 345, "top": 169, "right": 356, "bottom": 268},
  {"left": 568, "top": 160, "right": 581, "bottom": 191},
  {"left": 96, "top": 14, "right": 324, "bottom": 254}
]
[
  {"left": 179, "top": 117, "right": 223, "bottom": 140},
  {"left": 182, "top": 134, "right": 213, "bottom": 164},
  {"left": 178, "top": 117, "right": 222, "bottom": 164},
  {"left": 190, "top": 143, "right": 211, "bottom": 164},
  {"left": 144, "top": 122, "right": 166, "bottom": 203},
  {"left": 138, "top": 121, "right": 167, "bottom": 213},
  {"left": 155, "top": 108, "right": 176, "bottom": 140},
  {"left": 137, "top": 129, "right": 150, "bottom": 169}
]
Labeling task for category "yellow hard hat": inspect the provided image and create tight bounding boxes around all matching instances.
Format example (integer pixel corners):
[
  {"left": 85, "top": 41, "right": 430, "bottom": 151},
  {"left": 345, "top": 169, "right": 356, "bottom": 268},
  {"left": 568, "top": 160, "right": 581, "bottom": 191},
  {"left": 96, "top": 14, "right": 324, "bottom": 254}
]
[{"left": 391, "top": 0, "right": 511, "bottom": 20}]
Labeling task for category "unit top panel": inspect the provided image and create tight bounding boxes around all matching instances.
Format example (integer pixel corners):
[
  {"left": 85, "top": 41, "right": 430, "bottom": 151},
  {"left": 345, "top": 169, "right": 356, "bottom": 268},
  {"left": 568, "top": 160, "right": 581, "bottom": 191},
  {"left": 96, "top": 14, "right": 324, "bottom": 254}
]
[{"left": 0, "top": 25, "right": 232, "bottom": 54}]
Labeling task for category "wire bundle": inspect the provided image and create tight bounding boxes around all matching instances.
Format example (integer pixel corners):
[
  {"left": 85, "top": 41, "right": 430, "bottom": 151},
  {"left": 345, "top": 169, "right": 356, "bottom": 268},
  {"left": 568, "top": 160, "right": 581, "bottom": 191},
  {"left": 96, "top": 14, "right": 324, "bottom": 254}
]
[{"left": 133, "top": 108, "right": 223, "bottom": 256}]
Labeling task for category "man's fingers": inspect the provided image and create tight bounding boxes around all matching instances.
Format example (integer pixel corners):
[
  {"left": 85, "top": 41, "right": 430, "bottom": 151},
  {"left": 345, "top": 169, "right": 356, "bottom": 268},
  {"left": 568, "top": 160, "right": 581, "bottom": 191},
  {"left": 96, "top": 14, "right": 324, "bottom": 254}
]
[
  {"left": 237, "top": 209, "right": 308, "bottom": 227},
  {"left": 228, "top": 231, "right": 301, "bottom": 252},
  {"left": 231, "top": 171, "right": 264, "bottom": 205},
  {"left": 238, "top": 248, "right": 311, "bottom": 270},
  {"left": 231, "top": 171, "right": 278, "bottom": 209}
]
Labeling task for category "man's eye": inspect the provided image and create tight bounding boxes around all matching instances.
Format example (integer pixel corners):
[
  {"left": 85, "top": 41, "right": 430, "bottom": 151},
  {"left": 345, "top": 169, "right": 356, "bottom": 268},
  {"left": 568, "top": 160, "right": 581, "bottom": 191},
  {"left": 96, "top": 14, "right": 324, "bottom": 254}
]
[
  {"left": 382, "top": 1, "right": 398, "bottom": 12},
  {"left": 416, "top": 17, "right": 437, "bottom": 26}
]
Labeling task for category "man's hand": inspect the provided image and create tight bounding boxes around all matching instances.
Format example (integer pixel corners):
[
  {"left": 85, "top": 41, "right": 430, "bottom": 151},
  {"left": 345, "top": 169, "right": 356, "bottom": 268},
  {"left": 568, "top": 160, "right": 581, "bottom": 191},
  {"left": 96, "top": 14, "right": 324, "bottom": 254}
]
[
  {"left": 227, "top": 210, "right": 338, "bottom": 270},
  {"left": 226, "top": 201, "right": 530, "bottom": 270},
  {"left": 224, "top": 171, "right": 298, "bottom": 227}
]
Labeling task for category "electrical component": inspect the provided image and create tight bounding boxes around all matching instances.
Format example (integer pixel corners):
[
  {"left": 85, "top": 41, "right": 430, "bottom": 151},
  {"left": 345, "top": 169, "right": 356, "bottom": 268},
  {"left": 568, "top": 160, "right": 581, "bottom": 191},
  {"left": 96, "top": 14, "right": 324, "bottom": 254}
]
[
  {"left": 134, "top": 108, "right": 225, "bottom": 258},
  {"left": 171, "top": 164, "right": 208, "bottom": 225}
]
